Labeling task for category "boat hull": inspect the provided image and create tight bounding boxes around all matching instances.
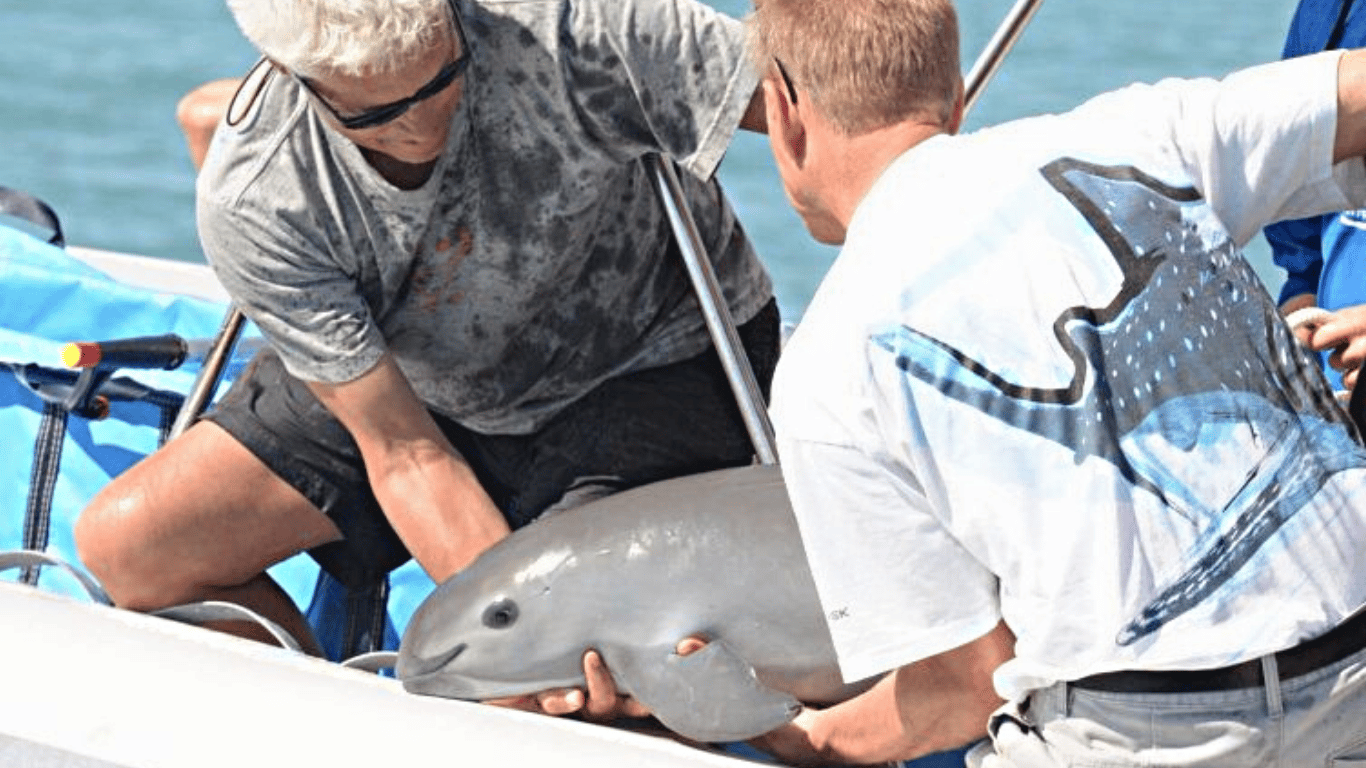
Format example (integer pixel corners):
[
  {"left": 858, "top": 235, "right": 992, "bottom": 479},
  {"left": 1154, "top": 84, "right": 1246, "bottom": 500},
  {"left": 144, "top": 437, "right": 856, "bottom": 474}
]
[{"left": 0, "top": 582, "right": 762, "bottom": 767}]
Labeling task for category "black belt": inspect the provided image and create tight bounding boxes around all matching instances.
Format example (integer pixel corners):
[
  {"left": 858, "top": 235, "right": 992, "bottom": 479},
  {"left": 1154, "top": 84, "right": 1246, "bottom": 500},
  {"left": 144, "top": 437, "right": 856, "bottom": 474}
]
[{"left": 1073, "top": 609, "right": 1366, "bottom": 694}]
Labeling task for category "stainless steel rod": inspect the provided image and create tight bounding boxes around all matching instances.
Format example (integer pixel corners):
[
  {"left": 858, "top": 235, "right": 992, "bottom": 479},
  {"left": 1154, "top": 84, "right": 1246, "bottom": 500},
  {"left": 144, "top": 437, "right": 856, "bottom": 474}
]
[
  {"left": 649, "top": 155, "right": 780, "bottom": 466},
  {"left": 167, "top": 306, "right": 247, "bottom": 440},
  {"left": 963, "top": 0, "right": 1047, "bottom": 116}
]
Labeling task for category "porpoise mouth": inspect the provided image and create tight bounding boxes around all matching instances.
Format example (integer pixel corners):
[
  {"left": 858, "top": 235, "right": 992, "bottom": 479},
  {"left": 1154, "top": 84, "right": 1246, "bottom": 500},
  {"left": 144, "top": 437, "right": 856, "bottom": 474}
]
[
  {"left": 397, "top": 642, "right": 467, "bottom": 681},
  {"left": 397, "top": 643, "right": 582, "bottom": 701}
]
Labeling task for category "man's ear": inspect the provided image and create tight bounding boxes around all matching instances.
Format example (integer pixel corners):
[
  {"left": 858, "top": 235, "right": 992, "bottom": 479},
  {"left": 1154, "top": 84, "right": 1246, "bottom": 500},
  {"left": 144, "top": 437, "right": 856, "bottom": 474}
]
[
  {"left": 946, "top": 78, "right": 966, "bottom": 135},
  {"left": 762, "top": 77, "right": 807, "bottom": 169}
]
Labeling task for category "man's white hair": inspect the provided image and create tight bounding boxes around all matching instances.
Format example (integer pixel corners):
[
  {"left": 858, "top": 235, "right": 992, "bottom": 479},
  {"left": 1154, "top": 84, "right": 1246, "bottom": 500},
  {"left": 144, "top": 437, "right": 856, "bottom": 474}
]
[{"left": 227, "top": 0, "right": 451, "bottom": 78}]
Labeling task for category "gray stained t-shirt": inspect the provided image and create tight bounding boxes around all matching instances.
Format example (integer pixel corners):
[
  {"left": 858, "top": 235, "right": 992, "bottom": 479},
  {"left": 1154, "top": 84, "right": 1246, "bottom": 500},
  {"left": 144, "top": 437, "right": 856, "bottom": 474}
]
[{"left": 197, "top": 0, "right": 772, "bottom": 434}]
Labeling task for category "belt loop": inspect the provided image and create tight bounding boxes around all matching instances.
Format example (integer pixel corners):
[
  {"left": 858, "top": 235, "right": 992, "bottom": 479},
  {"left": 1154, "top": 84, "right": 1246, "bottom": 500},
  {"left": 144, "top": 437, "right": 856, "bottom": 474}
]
[{"left": 1261, "top": 655, "right": 1283, "bottom": 716}]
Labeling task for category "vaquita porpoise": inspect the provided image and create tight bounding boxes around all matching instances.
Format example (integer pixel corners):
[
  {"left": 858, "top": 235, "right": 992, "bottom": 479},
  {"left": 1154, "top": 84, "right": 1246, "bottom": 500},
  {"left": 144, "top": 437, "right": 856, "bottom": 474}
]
[{"left": 396, "top": 464, "right": 876, "bottom": 743}]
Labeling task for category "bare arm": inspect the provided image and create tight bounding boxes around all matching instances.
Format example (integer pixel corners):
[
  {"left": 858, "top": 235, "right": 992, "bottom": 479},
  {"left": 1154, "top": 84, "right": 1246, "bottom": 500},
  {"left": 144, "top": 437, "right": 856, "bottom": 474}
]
[
  {"left": 750, "top": 622, "right": 1015, "bottom": 766},
  {"left": 307, "top": 353, "right": 510, "bottom": 583},
  {"left": 1335, "top": 49, "right": 1366, "bottom": 163},
  {"left": 177, "top": 78, "right": 240, "bottom": 171}
]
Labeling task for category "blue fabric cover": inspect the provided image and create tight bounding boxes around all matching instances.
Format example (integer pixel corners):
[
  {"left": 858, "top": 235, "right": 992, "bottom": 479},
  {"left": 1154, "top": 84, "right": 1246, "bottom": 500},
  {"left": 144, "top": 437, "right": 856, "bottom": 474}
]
[{"left": 0, "top": 223, "right": 430, "bottom": 660}]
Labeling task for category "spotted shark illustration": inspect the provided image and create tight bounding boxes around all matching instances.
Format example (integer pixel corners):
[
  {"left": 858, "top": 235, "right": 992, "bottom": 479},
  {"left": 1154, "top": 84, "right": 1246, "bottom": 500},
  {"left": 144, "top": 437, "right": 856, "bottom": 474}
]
[{"left": 876, "top": 158, "right": 1366, "bottom": 646}]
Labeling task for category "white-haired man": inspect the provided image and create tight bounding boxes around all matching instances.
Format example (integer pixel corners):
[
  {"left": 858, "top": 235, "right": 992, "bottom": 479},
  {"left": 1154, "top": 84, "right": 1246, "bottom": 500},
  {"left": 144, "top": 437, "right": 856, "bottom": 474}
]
[
  {"left": 741, "top": 0, "right": 1366, "bottom": 764},
  {"left": 75, "top": 0, "right": 777, "bottom": 706}
]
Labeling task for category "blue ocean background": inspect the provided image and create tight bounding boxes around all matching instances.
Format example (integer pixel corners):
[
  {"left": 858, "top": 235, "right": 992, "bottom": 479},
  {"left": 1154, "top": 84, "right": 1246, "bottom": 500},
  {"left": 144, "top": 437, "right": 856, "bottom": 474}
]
[{"left": 1, "top": 0, "right": 1302, "bottom": 321}]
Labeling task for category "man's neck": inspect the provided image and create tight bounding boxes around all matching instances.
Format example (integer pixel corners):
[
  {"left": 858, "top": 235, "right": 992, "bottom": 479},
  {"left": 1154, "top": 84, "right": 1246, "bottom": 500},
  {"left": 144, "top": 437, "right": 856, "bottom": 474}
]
[
  {"left": 362, "top": 148, "right": 439, "bottom": 190},
  {"left": 827, "top": 121, "right": 948, "bottom": 233}
]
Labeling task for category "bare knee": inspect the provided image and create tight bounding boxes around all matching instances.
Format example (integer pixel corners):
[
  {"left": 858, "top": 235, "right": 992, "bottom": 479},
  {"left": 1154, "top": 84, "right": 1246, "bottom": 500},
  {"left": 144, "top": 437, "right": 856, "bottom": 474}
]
[
  {"left": 74, "top": 486, "right": 144, "bottom": 607},
  {"left": 74, "top": 483, "right": 184, "bottom": 611},
  {"left": 75, "top": 421, "right": 341, "bottom": 612},
  {"left": 74, "top": 475, "right": 273, "bottom": 612}
]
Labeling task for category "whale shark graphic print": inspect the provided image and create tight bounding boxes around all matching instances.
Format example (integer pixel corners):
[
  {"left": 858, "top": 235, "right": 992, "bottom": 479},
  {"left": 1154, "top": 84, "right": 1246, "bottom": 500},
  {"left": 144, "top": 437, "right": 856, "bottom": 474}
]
[{"left": 874, "top": 158, "right": 1366, "bottom": 646}]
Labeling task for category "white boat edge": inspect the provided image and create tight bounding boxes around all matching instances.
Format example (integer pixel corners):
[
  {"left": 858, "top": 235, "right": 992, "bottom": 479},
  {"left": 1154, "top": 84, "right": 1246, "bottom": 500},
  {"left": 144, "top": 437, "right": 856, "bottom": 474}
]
[
  {"left": 66, "top": 245, "right": 230, "bottom": 305},
  {"left": 0, "top": 582, "right": 767, "bottom": 768},
  {"left": 6, "top": 247, "right": 777, "bottom": 767}
]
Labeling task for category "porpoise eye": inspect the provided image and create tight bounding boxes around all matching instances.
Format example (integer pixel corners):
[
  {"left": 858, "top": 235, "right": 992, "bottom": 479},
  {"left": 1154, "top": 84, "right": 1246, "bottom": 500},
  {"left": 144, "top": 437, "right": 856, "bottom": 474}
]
[{"left": 482, "top": 599, "right": 519, "bottom": 629}]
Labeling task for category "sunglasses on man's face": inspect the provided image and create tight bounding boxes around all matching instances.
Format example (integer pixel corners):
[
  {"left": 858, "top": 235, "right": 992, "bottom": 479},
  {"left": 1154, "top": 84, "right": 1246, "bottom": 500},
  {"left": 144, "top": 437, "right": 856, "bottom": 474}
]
[{"left": 298, "top": 0, "right": 470, "bottom": 131}]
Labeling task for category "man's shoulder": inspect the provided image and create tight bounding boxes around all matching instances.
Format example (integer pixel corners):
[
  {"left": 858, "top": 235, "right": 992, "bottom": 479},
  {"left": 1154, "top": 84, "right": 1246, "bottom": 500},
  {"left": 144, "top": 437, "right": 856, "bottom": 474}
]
[
  {"left": 459, "top": 0, "right": 602, "bottom": 79},
  {"left": 466, "top": 0, "right": 684, "bottom": 48},
  {"left": 197, "top": 66, "right": 334, "bottom": 214}
]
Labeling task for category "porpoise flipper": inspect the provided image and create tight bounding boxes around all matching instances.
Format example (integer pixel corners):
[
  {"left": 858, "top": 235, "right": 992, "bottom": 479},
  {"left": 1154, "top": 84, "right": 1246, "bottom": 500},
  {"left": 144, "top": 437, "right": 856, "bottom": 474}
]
[{"left": 605, "top": 640, "right": 802, "bottom": 744}]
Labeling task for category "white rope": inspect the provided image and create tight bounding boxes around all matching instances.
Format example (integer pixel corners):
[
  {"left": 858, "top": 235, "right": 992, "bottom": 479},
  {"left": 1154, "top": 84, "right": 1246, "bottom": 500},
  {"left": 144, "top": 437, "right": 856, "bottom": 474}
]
[
  {"left": 153, "top": 600, "right": 305, "bottom": 653},
  {"left": 1285, "top": 306, "right": 1333, "bottom": 334},
  {"left": 0, "top": 551, "right": 410, "bottom": 671},
  {"left": 340, "top": 650, "right": 399, "bottom": 674},
  {"left": 1283, "top": 307, "right": 1353, "bottom": 405},
  {"left": 0, "top": 549, "right": 112, "bottom": 605}
]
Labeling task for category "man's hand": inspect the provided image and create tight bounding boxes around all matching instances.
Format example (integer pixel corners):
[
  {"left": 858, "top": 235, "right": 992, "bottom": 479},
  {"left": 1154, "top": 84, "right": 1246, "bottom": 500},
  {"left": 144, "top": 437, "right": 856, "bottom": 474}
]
[
  {"left": 1308, "top": 304, "right": 1366, "bottom": 390},
  {"left": 489, "top": 638, "right": 710, "bottom": 722},
  {"left": 487, "top": 649, "right": 652, "bottom": 720},
  {"left": 745, "top": 708, "right": 828, "bottom": 767}
]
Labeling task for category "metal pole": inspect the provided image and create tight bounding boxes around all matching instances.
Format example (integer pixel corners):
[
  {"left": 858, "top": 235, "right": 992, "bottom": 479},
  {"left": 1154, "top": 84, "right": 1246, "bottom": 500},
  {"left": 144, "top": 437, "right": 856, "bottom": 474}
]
[
  {"left": 167, "top": 306, "right": 247, "bottom": 440},
  {"left": 963, "top": 0, "right": 1047, "bottom": 116},
  {"left": 649, "top": 155, "right": 780, "bottom": 466}
]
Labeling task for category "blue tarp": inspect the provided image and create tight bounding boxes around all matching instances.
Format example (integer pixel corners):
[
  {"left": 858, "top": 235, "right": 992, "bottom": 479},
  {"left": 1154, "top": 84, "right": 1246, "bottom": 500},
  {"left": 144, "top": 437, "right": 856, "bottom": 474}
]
[{"left": 0, "top": 223, "right": 434, "bottom": 660}]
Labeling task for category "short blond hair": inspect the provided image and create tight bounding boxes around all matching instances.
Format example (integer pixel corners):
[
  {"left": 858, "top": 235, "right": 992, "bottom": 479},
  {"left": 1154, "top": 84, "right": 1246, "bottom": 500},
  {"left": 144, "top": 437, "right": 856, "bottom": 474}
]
[
  {"left": 748, "top": 0, "right": 961, "bottom": 136},
  {"left": 227, "top": 0, "right": 452, "bottom": 78}
]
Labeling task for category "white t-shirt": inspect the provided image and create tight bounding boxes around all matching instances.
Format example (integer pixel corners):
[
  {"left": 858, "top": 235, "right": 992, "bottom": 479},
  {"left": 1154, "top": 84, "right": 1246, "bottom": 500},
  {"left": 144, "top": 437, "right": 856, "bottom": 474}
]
[{"left": 772, "top": 51, "right": 1366, "bottom": 700}]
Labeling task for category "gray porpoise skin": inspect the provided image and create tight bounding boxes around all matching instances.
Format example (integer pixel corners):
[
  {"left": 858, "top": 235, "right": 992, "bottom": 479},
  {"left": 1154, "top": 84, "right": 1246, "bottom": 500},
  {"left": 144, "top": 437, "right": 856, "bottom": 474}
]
[{"left": 396, "top": 464, "right": 875, "bottom": 743}]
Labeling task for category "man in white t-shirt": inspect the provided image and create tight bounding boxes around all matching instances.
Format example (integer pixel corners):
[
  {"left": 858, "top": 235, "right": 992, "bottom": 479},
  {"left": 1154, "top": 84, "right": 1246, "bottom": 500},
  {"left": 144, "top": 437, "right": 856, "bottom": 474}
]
[{"left": 743, "top": 0, "right": 1366, "bottom": 764}]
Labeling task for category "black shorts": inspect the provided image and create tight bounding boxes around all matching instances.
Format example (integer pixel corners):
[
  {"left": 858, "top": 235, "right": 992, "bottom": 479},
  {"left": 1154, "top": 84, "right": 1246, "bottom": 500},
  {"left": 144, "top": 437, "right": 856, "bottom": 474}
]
[{"left": 204, "top": 299, "right": 780, "bottom": 588}]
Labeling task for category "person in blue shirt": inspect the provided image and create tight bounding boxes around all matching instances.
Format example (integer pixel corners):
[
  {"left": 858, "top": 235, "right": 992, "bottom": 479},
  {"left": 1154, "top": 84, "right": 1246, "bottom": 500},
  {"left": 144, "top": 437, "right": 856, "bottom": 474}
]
[{"left": 1266, "top": 0, "right": 1366, "bottom": 391}]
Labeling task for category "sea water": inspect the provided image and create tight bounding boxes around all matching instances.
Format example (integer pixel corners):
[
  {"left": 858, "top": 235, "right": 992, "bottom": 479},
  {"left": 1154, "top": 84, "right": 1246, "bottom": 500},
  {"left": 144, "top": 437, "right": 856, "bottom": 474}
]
[{"left": 0, "top": 0, "right": 1301, "bottom": 320}]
